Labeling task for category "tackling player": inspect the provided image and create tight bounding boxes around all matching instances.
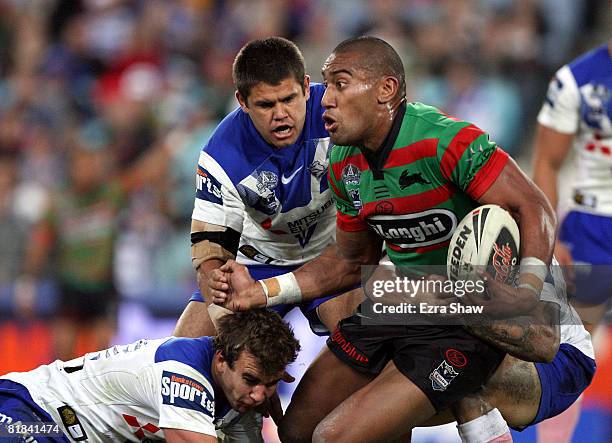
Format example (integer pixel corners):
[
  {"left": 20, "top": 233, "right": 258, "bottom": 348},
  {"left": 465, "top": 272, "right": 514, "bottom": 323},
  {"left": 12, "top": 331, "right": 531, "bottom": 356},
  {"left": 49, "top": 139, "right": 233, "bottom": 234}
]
[
  {"left": 0, "top": 309, "right": 299, "bottom": 442},
  {"left": 210, "top": 37, "right": 595, "bottom": 442},
  {"left": 174, "top": 37, "right": 362, "bottom": 340},
  {"left": 532, "top": 38, "right": 612, "bottom": 443}
]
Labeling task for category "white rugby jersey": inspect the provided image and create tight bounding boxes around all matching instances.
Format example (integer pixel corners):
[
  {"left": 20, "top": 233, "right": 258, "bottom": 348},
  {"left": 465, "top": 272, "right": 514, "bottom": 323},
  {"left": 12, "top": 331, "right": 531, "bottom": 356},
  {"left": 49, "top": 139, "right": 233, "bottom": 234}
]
[
  {"left": 542, "top": 260, "right": 594, "bottom": 359},
  {"left": 192, "top": 84, "right": 336, "bottom": 266},
  {"left": 537, "top": 44, "right": 612, "bottom": 215},
  {"left": 1, "top": 337, "right": 236, "bottom": 441}
]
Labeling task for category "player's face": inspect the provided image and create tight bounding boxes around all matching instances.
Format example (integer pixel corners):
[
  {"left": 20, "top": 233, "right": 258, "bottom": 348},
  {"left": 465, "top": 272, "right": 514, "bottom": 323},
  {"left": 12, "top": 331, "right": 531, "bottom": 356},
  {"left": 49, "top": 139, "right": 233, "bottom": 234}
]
[
  {"left": 217, "top": 351, "right": 282, "bottom": 414},
  {"left": 237, "top": 76, "right": 310, "bottom": 148},
  {"left": 321, "top": 52, "right": 380, "bottom": 146}
]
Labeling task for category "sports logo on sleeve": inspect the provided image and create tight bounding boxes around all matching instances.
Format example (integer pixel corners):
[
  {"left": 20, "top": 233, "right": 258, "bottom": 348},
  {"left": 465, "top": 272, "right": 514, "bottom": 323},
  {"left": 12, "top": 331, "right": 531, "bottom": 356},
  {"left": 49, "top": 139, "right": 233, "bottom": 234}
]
[
  {"left": 160, "top": 371, "right": 215, "bottom": 418},
  {"left": 196, "top": 166, "right": 223, "bottom": 205},
  {"left": 544, "top": 75, "right": 564, "bottom": 108}
]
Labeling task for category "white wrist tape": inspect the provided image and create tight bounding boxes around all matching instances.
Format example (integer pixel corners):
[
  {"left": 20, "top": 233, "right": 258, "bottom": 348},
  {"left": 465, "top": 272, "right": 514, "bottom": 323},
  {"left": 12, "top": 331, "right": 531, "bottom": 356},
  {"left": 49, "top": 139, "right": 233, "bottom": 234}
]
[
  {"left": 457, "top": 408, "right": 510, "bottom": 443},
  {"left": 518, "top": 257, "right": 548, "bottom": 295},
  {"left": 519, "top": 257, "right": 548, "bottom": 281},
  {"left": 259, "top": 273, "right": 303, "bottom": 307}
]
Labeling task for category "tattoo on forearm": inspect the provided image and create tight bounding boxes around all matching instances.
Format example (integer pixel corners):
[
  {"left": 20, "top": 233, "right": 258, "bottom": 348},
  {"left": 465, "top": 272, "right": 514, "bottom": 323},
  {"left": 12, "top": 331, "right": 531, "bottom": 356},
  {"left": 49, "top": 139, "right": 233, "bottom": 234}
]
[{"left": 466, "top": 320, "right": 542, "bottom": 359}]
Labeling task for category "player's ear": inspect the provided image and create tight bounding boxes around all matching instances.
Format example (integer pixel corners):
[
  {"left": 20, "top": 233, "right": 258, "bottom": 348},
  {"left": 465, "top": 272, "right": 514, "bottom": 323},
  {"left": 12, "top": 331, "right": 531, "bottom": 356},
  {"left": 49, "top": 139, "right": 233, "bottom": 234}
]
[
  {"left": 236, "top": 90, "right": 249, "bottom": 112},
  {"left": 215, "top": 350, "right": 228, "bottom": 372},
  {"left": 303, "top": 75, "right": 311, "bottom": 101},
  {"left": 378, "top": 76, "right": 399, "bottom": 105}
]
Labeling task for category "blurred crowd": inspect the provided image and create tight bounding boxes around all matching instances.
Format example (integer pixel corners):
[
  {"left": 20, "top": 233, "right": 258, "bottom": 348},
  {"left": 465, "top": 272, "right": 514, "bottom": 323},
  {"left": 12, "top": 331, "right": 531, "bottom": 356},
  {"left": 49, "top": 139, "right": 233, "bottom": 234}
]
[{"left": 0, "top": 0, "right": 610, "bottom": 363}]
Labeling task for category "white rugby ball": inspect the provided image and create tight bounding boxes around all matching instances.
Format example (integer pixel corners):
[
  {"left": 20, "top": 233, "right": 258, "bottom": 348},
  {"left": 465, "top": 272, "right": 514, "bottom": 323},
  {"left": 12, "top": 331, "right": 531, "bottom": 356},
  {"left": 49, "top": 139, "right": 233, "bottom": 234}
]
[{"left": 447, "top": 204, "right": 520, "bottom": 285}]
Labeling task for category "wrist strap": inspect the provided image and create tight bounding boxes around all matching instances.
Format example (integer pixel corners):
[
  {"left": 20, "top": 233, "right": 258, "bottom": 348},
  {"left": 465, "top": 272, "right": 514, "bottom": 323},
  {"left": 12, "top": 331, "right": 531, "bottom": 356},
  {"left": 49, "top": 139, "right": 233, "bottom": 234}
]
[
  {"left": 519, "top": 257, "right": 547, "bottom": 295},
  {"left": 260, "top": 273, "right": 303, "bottom": 307}
]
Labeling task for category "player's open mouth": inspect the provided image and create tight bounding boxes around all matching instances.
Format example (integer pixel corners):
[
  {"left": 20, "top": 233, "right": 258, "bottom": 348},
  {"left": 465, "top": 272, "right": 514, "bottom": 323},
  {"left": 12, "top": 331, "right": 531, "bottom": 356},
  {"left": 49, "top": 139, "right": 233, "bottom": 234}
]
[
  {"left": 272, "top": 125, "right": 293, "bottom": 139},
  {"left": 323, "top": 114, "right": 338, "bottom": 132}
]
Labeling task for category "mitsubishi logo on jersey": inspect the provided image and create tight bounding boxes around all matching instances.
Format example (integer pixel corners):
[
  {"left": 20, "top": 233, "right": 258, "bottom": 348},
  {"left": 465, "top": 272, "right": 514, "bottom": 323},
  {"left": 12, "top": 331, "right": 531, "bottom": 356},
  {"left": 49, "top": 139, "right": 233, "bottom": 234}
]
[
  {"left": 287, "top": 198, "right": 333, "bottom": 247},
  {"left": 122, "top": 414, "right": 161, "bottom": 440}
]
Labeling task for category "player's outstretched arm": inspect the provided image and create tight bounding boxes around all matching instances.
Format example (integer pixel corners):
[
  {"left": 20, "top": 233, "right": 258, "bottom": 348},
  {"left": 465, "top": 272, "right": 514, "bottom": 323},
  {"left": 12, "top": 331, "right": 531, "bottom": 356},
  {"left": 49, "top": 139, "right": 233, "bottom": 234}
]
[
  {"left": 164, "top": 428, "right": 217, "bottom": 443},
  {"left": 209, "top": 229, "right": 382, "bottom": 310}
]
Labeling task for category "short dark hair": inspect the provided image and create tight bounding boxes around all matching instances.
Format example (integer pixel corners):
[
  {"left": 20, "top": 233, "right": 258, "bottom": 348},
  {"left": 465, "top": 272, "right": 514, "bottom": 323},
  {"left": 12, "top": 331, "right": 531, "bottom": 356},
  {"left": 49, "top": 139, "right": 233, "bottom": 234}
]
[
  {"left": 232, "top": 37, "right": 306, "bottom": 101},
  {"left": 333, "top": 36, "right": 406, "bottom": 98},
  {"left": 214, "top": 309, "right": 300, "bottom": 376}
]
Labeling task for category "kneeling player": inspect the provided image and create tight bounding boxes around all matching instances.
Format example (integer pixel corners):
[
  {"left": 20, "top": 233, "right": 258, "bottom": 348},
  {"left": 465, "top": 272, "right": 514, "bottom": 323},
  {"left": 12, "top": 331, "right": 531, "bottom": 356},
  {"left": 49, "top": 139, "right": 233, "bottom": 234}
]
[{"left": 0, "top": 310, "right": 299, "bottom": 442}]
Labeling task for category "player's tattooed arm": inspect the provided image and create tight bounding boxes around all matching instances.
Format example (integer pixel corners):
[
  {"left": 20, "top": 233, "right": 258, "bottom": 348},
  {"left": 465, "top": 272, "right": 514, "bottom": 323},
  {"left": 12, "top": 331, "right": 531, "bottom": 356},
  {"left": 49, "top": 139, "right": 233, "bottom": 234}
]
[{"left": 465, "top": 301, "right": 560, "bottom": 362}]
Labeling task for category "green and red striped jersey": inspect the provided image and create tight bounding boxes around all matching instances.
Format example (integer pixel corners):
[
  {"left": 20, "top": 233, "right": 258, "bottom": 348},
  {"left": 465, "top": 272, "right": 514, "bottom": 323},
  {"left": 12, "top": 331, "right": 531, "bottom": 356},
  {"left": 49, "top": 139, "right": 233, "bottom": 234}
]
[{"left": 328, "top": 102, "right": 509, "bottom": 266}]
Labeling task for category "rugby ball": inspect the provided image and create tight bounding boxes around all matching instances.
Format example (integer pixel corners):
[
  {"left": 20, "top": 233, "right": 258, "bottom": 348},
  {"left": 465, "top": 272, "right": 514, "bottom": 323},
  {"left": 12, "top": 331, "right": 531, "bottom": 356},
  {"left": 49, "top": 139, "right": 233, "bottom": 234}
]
[{"left": 447, "top": 204, "right": 520, "bottom": 285}]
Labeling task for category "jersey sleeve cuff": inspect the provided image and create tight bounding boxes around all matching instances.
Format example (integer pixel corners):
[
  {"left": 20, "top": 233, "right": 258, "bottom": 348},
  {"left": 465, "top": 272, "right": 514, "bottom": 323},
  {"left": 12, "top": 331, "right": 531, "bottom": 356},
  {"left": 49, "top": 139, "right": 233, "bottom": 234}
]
[
  {"left": 337, "top": 213, "right": 369, "bottom": 232},
  {"left": 465, "top": 147, "right": 509, "bottom": 200}
]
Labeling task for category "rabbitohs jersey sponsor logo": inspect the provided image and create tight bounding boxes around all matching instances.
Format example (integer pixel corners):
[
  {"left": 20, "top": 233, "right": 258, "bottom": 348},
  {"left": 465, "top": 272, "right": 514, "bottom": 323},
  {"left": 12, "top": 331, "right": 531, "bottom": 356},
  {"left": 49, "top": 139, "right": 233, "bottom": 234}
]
[{"left": 368, "top": 209, "right": 457, "bottom": 248}]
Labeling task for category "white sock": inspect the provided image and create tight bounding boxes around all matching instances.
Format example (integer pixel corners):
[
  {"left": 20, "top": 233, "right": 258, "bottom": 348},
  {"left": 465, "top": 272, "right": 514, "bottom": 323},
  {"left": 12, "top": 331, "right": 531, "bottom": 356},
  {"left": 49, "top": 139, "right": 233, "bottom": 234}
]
[{"left": 457, "top": 408, "right": 510, "bottom": 443}]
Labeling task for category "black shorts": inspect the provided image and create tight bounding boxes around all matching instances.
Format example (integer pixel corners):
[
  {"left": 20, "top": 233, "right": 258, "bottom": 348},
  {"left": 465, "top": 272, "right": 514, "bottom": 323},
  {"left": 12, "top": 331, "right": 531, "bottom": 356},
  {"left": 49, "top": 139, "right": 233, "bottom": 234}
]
[{"left": 327, "top": 314, "right": 505, "bottom": 412}]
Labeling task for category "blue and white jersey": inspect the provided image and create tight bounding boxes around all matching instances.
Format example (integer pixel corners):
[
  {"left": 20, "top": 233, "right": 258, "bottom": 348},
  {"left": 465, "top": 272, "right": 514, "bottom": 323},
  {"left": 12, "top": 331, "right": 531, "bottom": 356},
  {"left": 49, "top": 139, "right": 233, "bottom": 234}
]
[
  {"left": 541, "top": 258, "right": 594, "bottom": 359},
  {"left": 1, "top": 337, "right": 234, "bottom": 441},
  {"left": 192, "top": 84, "right": 335, "bottom": 266},
  {"left": 538, "top": 44, "right": 612, "bottom": 215}
]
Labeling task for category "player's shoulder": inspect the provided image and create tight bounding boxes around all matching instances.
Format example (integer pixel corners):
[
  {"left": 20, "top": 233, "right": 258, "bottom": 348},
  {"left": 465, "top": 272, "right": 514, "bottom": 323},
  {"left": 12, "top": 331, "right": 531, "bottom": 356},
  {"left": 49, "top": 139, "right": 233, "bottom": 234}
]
[
  {"left": 405, "top": 102, "right": 475, "bottom": 141},
  {"left": 154, "top": 336, "right": 215, "bottom": 379},
  {"left": 201, "top": 108, "right": 271, "bottom": 183},
  {"left": 567, "top": 44, "right": 611, "bottom": 86},
  {"left": 406, "top": 102, "right": 462, "bottom": 128},
  {"left": 303, "top": 82, "right": 328, "bottom": 139}
]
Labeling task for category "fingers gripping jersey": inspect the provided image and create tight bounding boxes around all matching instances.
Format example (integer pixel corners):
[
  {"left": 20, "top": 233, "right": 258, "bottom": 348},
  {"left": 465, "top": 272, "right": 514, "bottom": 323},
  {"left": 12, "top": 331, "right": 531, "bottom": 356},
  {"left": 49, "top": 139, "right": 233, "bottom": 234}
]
[
  {"left": 1, "top": 337, "right": 234, "bottom": 441},
  {"left": 328, "top": 102, "right": 508, "bottom": 266},
  {"left": 192, "top": 84, "right": 336, "bottom": 266},
  {"left": 538, "top": 44, "right": 612, "bottom": 214}
]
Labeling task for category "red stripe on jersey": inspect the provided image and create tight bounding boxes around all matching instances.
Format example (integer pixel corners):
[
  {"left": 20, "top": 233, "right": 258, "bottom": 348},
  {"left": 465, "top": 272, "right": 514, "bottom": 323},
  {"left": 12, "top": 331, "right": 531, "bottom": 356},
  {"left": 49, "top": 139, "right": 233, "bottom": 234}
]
[
  {"left": 337, "top": 212, "right": 369, "bottom": 232},
  {"left": 466, "top": 148, "right": 509, "bottom": 200},
  {"left": 440, "top": 124, "right": 485, "bottom": 180},
  {"left": 328, "top": 174, "right": 348, "bottom": 201},
  {"left": 331, "top": 152, "right": 370, "bottom": 184},
  {"left": 362, "top": 183, "right": 456, "bottom": 216},
  {"left": 385, "top": 139, "right": 438, "bottom": 169},
  {"left": 387, "top": 240, "right": 450, "bottom": 254}
]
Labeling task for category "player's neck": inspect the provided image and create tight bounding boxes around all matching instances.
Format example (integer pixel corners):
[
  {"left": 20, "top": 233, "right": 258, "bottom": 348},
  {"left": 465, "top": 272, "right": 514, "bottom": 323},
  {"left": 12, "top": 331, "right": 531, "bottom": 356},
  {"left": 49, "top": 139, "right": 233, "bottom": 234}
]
[{"left": 362, "top": 99, "right": 405, "bottom": 152}]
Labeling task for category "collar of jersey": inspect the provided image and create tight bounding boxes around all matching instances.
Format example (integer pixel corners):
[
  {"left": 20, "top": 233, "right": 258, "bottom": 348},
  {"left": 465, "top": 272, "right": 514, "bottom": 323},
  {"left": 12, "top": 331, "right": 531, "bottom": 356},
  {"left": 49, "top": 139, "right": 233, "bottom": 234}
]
[{"left": 362, "top": 100, "right": 407, "bottom": 179}]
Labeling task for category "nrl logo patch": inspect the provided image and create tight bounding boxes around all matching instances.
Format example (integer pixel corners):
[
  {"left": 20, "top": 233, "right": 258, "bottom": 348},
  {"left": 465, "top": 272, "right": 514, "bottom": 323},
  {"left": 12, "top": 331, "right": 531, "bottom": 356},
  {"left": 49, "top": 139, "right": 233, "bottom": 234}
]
[
  {"left": 342, "top": 164, "right": 361, "bottom": 186},
  {"left": 429, "top": 360, "right": 459, "bottom": 392},
  {"left": 342, "top": 164, "right": 362, "bottom": 209}
]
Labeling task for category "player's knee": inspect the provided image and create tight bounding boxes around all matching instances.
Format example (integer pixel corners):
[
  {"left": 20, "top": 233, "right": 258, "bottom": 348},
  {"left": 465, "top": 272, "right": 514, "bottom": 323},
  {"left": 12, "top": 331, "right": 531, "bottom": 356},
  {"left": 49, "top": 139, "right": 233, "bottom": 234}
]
[{"left": 312, "top": 419, "right": 350, "bottom": 443}]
